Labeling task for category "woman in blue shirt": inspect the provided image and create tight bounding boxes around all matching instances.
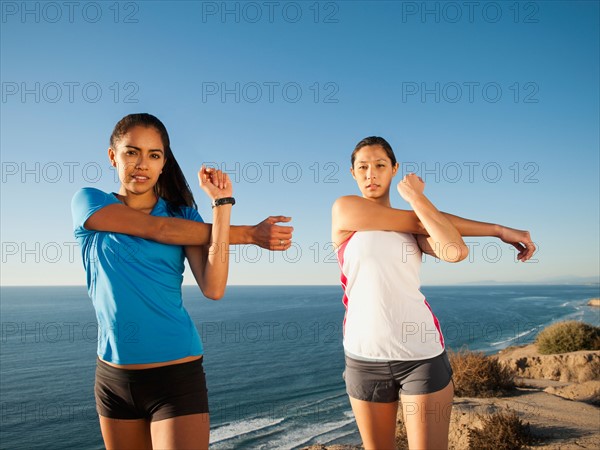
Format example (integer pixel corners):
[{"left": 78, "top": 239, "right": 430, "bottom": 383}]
[{"left": 71, "top": 113, "right": 292, "bottom": 449}]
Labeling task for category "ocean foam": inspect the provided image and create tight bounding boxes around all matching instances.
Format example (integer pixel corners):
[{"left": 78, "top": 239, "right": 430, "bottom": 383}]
[
  {"left": 210, "top": 417, "right": 285, "bottom": 444},
  {"left": 261, "top": 418, "right": 356, "bottom": 450},
  {"left": 490, "top": 326, "right": 539, "bottom": 347}
]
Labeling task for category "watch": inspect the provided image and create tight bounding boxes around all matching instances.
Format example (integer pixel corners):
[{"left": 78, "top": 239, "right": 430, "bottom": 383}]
[{"left": 212, "top": 197, "right": 236, "bottom": 208}]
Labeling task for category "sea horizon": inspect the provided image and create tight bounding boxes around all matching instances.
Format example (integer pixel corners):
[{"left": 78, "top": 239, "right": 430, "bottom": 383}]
[{"left": 2, "top": 281, "right": 599, "bottom": 287}]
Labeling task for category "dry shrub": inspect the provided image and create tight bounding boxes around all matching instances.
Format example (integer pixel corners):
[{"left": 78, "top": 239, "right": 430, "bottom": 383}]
[
  {"left": 468, "top": 408, "right": 532, "bottom": 450},
  {"left": 449, "top": 349, "right": 515, "bottom": 397},
  {"left": 395, "top": 414, "right": 408, "bottom": 450},
  {"left": 593, "top": 333, "right": 600, "bottom": 351},
  {"left": 535, "top": 320, "right": 600, "bottom": 355}
]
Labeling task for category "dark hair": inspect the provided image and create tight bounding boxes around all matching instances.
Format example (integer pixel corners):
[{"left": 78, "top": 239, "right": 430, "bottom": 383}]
[
  {"left": 351, "top": 136, "right": 397, "bottom": 167},
  {"left": 110, "top": 113, "right": 196, "bottom": 215}
]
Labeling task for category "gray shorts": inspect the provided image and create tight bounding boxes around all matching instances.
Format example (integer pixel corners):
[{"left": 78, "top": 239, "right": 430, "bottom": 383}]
[{"left": 343, "top": 350, "right": 453, "bottom": 402}]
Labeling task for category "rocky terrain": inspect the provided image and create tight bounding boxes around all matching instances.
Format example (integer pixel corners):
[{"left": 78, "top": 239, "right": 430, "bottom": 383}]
[{"left": 304, "top": 344, "right": 600, "bottom": 449}]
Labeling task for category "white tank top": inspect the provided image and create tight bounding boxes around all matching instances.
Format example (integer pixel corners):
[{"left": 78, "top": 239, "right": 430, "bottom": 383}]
[{"left": 337, "top": 230, "right": 445, "bottom": 361}]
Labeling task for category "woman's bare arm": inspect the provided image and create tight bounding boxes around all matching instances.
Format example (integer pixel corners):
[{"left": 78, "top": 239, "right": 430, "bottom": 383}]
[
  {"left": 84, "top": 204, "right": 293, "bottom": 249},
  {"left": 331, "top": 195, "right": 425, "bottom": 246},
  {"left": 441, "top": 212, "right": 500, "bottom": 237},
  {"left": 331, "top": 194, "right": 535, "bottom": 262},
  {"left": 183, "top": 167, "right": 232, "bottom": 300},
  {"left": 332, "top": 186, "right": 468, "bottom": 262},
  {"left": 438, "top": 213, "right": 535, "bottom": 262}
]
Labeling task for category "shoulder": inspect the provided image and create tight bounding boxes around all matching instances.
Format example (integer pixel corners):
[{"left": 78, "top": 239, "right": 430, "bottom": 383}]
[
  {"left": 71, "top": 188, "right": 118, "bottom": 231},
  {"left": 333, "top": 195, "right": 362, "bottom": 206},
  {"left": 71, "top": 187, "right": 118, "bottom": 205},
  {"left": 332, "top": 195, "right": 362, "bottom": 213},
  {"left": 71, "top": 187, "right": 119, "bottom": 219},
  {"left": 72, "top": 187, "right": 111, "bottom": 204}
]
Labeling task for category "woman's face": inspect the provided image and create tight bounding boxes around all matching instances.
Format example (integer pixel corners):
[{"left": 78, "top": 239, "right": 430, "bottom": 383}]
[
  {"left": 351, "top": 145, "right": 398, "bottom": 200},
  {"left": 108, "top": 125, "right": 166, "bottom": 196}
]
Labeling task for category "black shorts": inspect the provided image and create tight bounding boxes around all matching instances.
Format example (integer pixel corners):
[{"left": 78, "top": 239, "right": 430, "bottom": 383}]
[
  {"left": 343, "top": 350, "right": 453, "bottom": 402},
  {"left": 95, "top": 357, "right": 209, "bottom": 421}
]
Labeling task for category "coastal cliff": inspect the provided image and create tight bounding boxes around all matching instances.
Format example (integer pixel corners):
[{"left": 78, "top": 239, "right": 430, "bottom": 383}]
[
  {"left": 587, "top": 298, "right": 600, "bottom": 307},
  {"left": 497, "top": 343, "right": 600, "bottom": 384},
  {"left": 304, "top": 344, "right": 600, "bottom": 450}
]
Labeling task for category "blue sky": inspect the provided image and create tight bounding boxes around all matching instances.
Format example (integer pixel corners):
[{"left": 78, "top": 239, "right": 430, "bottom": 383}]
[{"left": 1, "top": 1, "right": 598, "bottom": 286}]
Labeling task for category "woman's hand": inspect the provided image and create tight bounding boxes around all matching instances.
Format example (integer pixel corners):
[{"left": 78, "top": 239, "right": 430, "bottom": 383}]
[
  {"left": 198, "top": 165, "right": 233, "bottom": 200},
  {"left": 397, "top": 173, "right": 425, "bottom": 204},
  {"left": 498, "top": 226, "right": 536, "bottom": 262},
  {"left": 252, "top": 216, "right": 293, "bottom": 250}
]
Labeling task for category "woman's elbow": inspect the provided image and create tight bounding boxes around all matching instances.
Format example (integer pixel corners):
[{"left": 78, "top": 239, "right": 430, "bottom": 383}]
[
  {"left": 437, "top": 242, "right": 469, "bottom": 263},
  {"left": 201, "top": 285, "right": 226, "bottom": 300},
  {"left": 442, "top": 243, "right": 469, "bottom": 263}
]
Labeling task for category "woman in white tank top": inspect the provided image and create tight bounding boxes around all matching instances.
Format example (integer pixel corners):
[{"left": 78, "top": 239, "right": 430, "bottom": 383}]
[{"left": 331, "top": 137, "right": 536, "bottom": 449}]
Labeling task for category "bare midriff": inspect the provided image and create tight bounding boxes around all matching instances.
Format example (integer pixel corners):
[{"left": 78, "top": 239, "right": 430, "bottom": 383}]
[{"left": 99, "top": 354, "right": 202, "bottom": 370}]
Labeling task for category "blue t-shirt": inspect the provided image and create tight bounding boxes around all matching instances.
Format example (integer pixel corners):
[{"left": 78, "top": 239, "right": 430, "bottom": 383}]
[{"left": 71, "top": 187, "right": 204, "bottom": 364}]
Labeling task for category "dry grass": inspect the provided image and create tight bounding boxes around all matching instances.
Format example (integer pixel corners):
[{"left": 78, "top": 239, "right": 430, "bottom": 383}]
[
  {"left": 395, "top": 413, "right": 408, "bottom": 450},
  {"left": 468, "top": 407, "right": 532, "bottom": 450},
  {"left": 449, "top": 349, "right": 515, "bottom": 397},
  {"left": 535, "top": 320, "right": 600, "bottom": 355}
]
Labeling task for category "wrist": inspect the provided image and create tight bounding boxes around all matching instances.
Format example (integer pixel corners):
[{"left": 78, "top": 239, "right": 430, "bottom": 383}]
[
  {"left": 230, "top": 225, "right": 252, "bottom": 245},
  {"left": 405, "top": 192, "right": 427, "bottom": 206},
  {"left": 248, "top": 225, "right": 258, "bottom": 245},
  {"left": 494, "top": 224, "right": 504, "bottom": 239},
  {"left": 212, "top": 197, "right": 235, "bottom": 208}
]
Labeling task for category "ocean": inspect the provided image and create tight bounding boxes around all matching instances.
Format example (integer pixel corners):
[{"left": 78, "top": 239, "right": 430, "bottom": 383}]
[{"left": 1, "top": 284, "right": 599, "bottom": 449}]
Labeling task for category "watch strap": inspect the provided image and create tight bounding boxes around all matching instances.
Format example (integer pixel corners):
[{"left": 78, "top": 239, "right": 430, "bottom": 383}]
[{"left": 212, "top": 197, "right": 236, "bottom": 208}]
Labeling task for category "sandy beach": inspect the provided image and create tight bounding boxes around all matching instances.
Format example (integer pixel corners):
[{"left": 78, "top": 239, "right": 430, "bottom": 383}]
[{"left": 304, "top": 344, "right": 600, "bottom": 449}]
